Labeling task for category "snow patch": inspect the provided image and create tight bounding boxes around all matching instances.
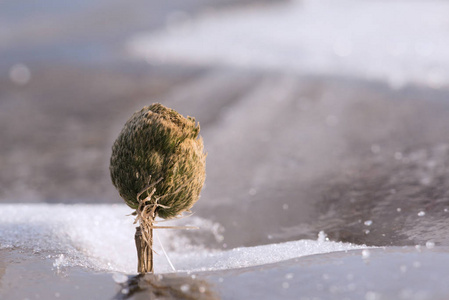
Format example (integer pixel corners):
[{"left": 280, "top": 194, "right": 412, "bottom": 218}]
[
  {"left": 128, "top": 0, "right": 449, "bottom": 88},
  {"left": 0, "top": 204, "right": 367, "bottom": 274}
]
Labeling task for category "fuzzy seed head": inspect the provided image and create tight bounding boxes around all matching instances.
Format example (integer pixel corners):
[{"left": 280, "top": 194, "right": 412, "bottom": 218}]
[{"left": 110, "top": 104, "right": 206, "bottom": 219}]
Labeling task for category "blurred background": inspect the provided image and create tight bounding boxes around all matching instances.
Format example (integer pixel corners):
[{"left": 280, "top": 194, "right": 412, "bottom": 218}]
[
  {"left": 0, "top": 0, "right": 256, "bottom": 203},
  {"left": 1, "top": 0, "right": 449, "bottom": 248}
]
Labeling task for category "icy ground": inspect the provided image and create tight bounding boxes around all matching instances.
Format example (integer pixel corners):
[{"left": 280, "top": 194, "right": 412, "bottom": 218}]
[
  {"left": 128, "top": 0, "right": 449, "bottom": 89},
  {"left": 2, "top": 204, "right": 449, "bottom": 300},
  {"left": 0, "top": 204, "right": 367, "bottom": 274}
]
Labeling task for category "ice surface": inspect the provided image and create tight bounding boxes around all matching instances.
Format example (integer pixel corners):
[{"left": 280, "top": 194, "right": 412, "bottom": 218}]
[
  {"left": 0, "top": 204, "right": 367, "bottom": 274},
  {"left": 128, "top": 0, "right": 449, "bottom": 88},
  {"left": 205, "top": 247, "right": 449, "bottom": 300}
]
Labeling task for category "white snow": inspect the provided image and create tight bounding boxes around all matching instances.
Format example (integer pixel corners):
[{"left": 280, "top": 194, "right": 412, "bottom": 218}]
[
  {"left": 0, "top": 204, "right": 367, "bottom": 274},
  {"left": 170, "top": 231, "right": 366, "bottom": 272},
  {"left": 128, "top": 0, "right": 449, "bottom": 89}
]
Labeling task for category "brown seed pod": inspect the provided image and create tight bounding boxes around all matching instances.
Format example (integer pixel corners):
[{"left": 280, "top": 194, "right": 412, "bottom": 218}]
[{"left": 110, "top": 103, "right": 206, "bottom": 219}]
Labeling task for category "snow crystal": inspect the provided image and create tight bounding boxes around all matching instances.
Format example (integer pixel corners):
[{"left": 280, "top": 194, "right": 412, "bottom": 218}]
[
  {"left": 425, "top": 241, "right": 435, "bottom": 249},
  {"left": 53, "top": 254, "right": 67, "bottom": 271},
  {"left": 317, "top": 231, "right": 330, "bottom": 243},
  {"left": 364, "top": 220, "right": 373, "bottom": 226}
]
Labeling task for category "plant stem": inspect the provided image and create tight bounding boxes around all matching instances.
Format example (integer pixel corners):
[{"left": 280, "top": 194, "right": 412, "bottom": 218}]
[{"left": 135, "top": 226, "right": 153, "bottom": 273}]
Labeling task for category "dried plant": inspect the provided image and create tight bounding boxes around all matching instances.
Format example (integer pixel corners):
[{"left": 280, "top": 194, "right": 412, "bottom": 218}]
[{"left": 110, "top": 103, "right": 206, "bottom": 273}]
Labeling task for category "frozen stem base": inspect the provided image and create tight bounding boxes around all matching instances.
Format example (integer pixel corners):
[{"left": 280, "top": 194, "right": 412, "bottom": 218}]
[{"left": 135, "top": 226, "right": 153, "bottom": 273}]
